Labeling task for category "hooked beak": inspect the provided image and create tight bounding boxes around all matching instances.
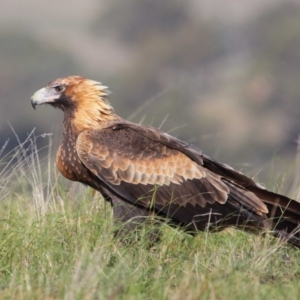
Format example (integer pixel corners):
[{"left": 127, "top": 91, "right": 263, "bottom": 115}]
[
  {"left": 31, "top": 87, "right": 58, "bottom": 110},
  {"left": 31, "top": 88, "right": 46, "bottom": 110}
]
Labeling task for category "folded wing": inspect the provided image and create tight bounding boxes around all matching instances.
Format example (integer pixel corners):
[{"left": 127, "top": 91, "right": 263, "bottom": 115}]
[{"left": 76, "top": 122, "right": 270, "bottom": 230}]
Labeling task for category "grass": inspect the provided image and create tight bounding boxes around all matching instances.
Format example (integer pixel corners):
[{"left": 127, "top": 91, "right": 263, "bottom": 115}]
[{"left": 1, "top": 133, "right": 300, "bottom": 299}]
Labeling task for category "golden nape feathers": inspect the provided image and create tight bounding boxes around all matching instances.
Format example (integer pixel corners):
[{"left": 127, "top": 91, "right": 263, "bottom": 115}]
[
  {"left": 31, "top": 76, "right": 300, "bottom": 248},
  {"left": 50, "top": 75, "right": 111, "bottom": 105}
]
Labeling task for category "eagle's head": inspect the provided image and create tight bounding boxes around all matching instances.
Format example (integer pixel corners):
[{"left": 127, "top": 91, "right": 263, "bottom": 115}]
[{"left": 31, "top": 76, "right": 116, "bottom": 130}]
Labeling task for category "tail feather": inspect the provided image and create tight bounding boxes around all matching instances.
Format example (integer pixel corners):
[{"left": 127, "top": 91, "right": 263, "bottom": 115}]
[
  {"left": 202, "top": 155, "right": 300, "bottom": 247},
  {"left": 249, "top": 187, "right": 300, "bottom": 247}
]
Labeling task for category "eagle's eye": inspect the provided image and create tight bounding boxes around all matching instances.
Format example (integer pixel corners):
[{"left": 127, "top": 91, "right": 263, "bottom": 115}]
[{"left": 53, "top": 85, "right": 64, "bottom": 93}]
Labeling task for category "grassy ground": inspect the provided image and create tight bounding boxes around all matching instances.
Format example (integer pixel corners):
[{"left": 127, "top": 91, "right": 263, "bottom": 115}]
[{"left": 1, "top": 134, "right": 300, "bottom": 300}]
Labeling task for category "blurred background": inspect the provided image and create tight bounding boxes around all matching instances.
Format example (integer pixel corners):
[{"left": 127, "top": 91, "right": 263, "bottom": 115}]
[{"left": 1, "top": 0, "right": 300, "bottom": 192}]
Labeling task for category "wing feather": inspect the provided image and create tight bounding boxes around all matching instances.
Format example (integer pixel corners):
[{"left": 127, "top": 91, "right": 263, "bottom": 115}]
[{"left": 76, "top": 125, "right": 230, "bottom": 211}]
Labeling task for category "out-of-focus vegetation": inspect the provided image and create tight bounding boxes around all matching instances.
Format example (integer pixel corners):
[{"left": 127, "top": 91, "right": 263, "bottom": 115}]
[{"left": 1, "top": 0, "right": 300, "bottom": 188}]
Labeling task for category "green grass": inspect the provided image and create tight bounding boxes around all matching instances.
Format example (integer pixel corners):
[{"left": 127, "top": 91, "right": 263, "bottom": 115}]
[{"left": 1, "top": 133, "right": 300, "bottom": 299}]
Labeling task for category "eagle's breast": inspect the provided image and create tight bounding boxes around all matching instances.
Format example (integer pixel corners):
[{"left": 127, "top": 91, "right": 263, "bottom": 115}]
[{"left": 56, "top": 122, "right": 90, "bottom": 183}]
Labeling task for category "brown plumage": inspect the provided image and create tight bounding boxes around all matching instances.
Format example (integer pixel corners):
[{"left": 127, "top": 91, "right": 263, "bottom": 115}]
[{"left": 31, "top": 76, "right": 300, "bottom": 247}]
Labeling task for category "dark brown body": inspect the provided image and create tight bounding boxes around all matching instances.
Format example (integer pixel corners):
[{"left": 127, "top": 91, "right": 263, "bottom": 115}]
[{"left": 57, "top": 114, "right": 300, "bottom": 243}]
